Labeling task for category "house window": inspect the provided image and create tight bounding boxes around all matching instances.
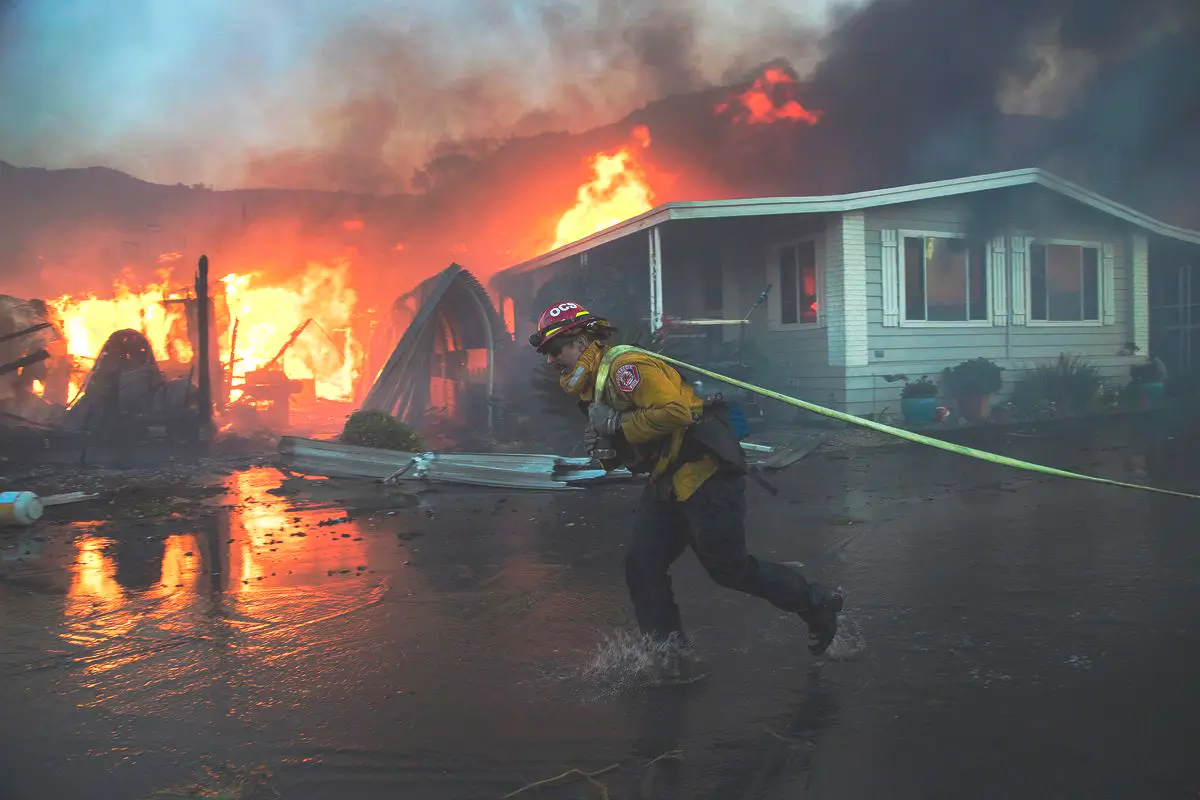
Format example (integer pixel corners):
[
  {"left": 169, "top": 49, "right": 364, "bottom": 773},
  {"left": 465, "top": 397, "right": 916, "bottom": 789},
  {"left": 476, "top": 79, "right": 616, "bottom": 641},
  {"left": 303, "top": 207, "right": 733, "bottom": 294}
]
[
  {"left": 779, "top": 240, "right": 818, "bottom": 325},
  {"left": 1029, "top": 242, "right": 1100, "bottom": 322},
  {"left": 901, "top": 235, "right": 988, "bottom": 322}
]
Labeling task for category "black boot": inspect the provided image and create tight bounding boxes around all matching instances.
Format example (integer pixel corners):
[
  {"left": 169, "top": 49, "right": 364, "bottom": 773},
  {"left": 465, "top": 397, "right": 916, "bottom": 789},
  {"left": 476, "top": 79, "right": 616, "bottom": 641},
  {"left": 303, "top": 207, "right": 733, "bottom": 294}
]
[
  {"left": 799, "top": 583, "right": 844, "bottom": 655},
  {"left": 655, "top": 634, "right": 710, "bottom": 685}
]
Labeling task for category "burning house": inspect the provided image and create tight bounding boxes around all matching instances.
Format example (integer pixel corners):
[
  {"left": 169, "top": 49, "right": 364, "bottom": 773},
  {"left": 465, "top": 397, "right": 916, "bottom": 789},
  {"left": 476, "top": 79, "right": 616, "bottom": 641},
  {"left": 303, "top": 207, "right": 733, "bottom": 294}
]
[{"left": 490, "top": 168, "right": 1200, "bottom": 418}]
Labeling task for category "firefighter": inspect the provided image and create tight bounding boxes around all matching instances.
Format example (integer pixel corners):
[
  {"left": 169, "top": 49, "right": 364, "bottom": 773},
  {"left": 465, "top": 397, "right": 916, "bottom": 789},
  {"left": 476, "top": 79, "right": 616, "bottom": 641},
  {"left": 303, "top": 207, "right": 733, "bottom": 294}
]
[{"left": 529, "top": 301, "right": 844, "bottom": 676}]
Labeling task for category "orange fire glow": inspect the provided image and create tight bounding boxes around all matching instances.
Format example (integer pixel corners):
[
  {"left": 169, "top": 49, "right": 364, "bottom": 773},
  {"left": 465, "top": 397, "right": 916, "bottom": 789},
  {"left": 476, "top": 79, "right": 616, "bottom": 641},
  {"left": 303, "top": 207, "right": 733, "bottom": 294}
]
[
  {"left": 715, "top": 67, "right": 823, "bottom": 126},
  {"left": 45, "top": 258, "right": 364, "bottom": 406},
  {"left": 551, "top": 125, "right": 655, "bottom": 251},
  {"left": 48, "top": 271, "right": 194, "bottom": 401},
  {"left": 221, "top": 260, "right": 362, "bottom": 402}
]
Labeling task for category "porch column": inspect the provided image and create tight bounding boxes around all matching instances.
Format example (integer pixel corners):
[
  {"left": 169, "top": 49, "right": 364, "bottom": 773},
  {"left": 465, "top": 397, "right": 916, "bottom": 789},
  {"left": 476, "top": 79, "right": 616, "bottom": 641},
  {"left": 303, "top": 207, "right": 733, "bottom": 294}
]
[
  {"left": 1131, "top": 232, "right": 1150, "bottom": 355},
  {"left": 826, "top": 211, "right": 869, "bottom": 367},
  {"left": 648, "top": 225, "right": 664, "bottom": 333}
]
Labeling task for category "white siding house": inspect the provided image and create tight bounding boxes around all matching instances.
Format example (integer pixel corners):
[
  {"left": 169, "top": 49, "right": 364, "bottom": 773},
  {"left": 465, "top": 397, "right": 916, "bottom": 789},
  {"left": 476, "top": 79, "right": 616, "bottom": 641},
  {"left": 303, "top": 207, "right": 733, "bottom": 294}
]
[{"left": 489, "top": 168, "right": 1200, "bottom": 418}]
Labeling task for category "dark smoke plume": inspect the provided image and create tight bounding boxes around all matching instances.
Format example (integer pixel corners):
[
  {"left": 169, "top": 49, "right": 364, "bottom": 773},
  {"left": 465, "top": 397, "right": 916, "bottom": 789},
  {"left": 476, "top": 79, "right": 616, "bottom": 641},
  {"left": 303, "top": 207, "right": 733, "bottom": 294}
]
[
  {"left": 800, "top": 0, "right": 1200, "bottom": 222},
  {"left": 240, "top": 0, "right": 823, "bottom": 194}
]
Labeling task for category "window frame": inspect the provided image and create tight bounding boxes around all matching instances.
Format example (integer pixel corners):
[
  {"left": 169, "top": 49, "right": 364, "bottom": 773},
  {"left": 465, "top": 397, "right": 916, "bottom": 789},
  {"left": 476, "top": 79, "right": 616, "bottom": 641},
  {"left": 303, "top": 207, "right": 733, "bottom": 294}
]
[
  {"left": 1024, "top": 237, "right": 1106, "bottom": 327},
  {"left": 768, "top": 236, "right": 823, "bottom": 330},
  {"left": 896, "top": 230, "right": 994, "bottom": 328}
]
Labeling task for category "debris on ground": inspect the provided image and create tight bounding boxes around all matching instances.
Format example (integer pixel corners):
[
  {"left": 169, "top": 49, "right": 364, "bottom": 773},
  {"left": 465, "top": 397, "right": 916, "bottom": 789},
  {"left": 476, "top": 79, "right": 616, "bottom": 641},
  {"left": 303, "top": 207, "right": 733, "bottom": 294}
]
[
  {"left": 144, "top": 762, "right": 279, "bottom": 800},
  {"left": 757, "top": 431, "right": 829, "bottom": 469},
  {"left": 277, "top": 435, "right": 636, "bottom": 489}
]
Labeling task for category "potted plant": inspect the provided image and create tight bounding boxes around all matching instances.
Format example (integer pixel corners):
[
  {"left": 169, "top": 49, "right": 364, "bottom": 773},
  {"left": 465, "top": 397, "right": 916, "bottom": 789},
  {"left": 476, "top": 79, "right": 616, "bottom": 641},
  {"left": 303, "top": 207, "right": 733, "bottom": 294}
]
[
  {"left": 942, "top": 357, "right": 1004, "bottom": 423},
  {"left": 1129, "top": 359, "right": 1165, "bottom": 406},
  {"left": 900, "top": 376, "right": 940, "bottom": 425}
]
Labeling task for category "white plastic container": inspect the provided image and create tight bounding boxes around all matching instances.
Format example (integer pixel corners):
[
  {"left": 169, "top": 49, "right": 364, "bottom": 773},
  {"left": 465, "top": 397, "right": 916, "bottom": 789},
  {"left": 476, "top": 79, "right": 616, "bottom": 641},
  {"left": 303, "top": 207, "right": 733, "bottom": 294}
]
[{"left": 0, "top": 491, "right": 44, "bottom": 526}]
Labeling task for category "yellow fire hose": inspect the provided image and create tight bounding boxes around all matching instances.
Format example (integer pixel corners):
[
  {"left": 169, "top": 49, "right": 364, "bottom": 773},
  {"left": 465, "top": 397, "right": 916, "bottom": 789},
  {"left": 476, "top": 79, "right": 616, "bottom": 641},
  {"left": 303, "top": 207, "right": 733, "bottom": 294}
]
[{"left": 595, "top": 344, "right": 1200, "bottom": 501}]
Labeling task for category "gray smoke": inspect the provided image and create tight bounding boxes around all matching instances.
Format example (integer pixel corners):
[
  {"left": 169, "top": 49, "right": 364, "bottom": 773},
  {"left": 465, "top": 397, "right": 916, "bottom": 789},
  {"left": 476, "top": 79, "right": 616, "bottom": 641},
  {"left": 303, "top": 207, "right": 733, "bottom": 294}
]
[
  {"left": 229, "top": 0, "right": 828, "bottom": 194},
  {"left": 801, "top": 0, "right": 1200, "bottom": 219}
]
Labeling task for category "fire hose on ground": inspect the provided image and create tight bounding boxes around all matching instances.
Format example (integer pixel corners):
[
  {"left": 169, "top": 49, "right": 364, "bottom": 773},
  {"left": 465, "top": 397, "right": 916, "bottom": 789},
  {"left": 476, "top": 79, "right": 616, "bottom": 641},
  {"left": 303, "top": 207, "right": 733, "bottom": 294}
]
[{"left": 595, "top": 345, "right": 1200, "bottom": 502}]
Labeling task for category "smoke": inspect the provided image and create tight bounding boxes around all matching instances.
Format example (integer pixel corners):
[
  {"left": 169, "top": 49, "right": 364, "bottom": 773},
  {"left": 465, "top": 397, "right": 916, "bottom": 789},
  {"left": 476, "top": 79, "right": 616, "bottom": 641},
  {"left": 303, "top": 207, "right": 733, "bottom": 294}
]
[
  {"left": 2, "top": 0, "right": 1198, "bottom": 299},
  {"left": 0, "top": 0, "right": 841, "bottom": 192},
  {"left": 801, "top": 0, "right": 1200, "bottom": 215}
]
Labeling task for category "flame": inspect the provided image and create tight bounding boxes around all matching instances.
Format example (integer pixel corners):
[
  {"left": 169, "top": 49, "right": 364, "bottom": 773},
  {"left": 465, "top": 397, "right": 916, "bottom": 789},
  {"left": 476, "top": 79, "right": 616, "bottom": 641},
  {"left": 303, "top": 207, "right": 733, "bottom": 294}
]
[
  {"left": 48, "top": 271, "right": 193, "bottom": 400},
  {"left": 715, "top": 66, "right": 823, "bottom": 126},
  {"left": 46, "top": 258, "right": 364, "bottom": 407},
  {"left": 31, "top": 380, "right": 45, "bottom": 397},
  {"left": 551, "top": 126, "right": 655, "bottom": 251},
  {"left": 221, "top": 260, "right": 362, "bottom": 402}
]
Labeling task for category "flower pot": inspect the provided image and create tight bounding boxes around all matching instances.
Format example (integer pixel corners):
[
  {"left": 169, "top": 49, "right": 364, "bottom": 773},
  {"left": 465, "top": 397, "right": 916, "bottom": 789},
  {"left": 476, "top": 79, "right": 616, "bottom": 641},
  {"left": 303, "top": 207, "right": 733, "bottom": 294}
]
[
  {"left": 727, "top": 401, "right": 750, "bottom": 438},
  {"left": 956, "top": 393, "right": 991, "bottom": 423},
  {"left": 901, "top": 396, "right": 939, "bottom": 425},
  {"left": 1137, "top": 380, "right": 1165, "bottom": 407}
]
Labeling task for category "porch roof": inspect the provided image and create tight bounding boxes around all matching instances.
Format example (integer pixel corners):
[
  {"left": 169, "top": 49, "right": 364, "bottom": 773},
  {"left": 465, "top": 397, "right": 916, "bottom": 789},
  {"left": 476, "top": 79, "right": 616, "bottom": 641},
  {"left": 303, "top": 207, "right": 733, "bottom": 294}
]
[{"left": 495, "top": 167, "right": 1200, "bottom": 280}]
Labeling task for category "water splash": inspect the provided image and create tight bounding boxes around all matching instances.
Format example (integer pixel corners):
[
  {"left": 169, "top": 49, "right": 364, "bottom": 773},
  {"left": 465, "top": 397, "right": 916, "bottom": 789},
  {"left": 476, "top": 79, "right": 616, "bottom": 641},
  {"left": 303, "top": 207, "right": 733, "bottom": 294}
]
[
  {"left": 576, "top": 629, "right": 695, "bottom": 698},
  {"left": 821, "top": 614, "right": 867, "bottom": 661}
]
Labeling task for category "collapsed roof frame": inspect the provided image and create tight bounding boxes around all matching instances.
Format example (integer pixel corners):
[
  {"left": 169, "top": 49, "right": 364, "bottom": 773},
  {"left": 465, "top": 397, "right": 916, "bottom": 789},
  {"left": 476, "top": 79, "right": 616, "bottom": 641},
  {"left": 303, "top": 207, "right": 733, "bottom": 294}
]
[{"left": 362, "top": 263, "right": 510, "bottom": 431}]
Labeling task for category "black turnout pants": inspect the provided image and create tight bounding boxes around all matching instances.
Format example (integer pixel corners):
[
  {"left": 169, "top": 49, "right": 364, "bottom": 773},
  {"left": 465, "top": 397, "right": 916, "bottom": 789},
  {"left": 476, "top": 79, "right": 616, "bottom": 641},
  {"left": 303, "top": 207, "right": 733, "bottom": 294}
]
[{"left": 624, "top": 469, "right": 814, "bottom": 640}]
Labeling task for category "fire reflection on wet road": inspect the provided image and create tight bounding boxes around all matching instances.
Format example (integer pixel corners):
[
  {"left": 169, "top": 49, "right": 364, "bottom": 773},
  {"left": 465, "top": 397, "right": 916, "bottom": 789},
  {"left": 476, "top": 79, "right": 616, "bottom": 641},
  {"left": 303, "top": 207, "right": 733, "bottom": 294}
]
[{"left": 2, "top": 429, "right": 1200, "bottom": 799}]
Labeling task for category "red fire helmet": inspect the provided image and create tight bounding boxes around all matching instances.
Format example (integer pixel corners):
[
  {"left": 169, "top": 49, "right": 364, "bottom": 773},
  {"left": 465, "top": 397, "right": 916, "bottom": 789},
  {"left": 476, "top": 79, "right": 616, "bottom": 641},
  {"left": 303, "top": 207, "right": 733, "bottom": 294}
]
[{"left": 528, "top": 301, "right": 607, "bottom": 352}]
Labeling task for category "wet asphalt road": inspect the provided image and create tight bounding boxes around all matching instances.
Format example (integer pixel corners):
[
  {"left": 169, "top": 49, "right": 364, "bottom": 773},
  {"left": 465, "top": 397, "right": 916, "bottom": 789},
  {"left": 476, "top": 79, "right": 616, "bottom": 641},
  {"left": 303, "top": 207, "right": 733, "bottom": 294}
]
[{"left": 2, "top": 429, "right": 1199, "bottom": 800}]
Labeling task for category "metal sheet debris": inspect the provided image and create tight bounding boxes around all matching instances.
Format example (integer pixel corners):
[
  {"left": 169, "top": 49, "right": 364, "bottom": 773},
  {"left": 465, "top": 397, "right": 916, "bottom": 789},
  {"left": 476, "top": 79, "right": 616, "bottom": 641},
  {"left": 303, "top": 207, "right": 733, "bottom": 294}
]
[
  {"left": 361, "top": 264, "right": 509, "bottom": 431},
  {"left": 757, "top": 432, "right": 828, "bottom": 470},
  {"left": 40, "top": 491, "right": 102, "bottom": 507},
  {"left": 277, "top": 436, "right": 634, "bottom": 490}
]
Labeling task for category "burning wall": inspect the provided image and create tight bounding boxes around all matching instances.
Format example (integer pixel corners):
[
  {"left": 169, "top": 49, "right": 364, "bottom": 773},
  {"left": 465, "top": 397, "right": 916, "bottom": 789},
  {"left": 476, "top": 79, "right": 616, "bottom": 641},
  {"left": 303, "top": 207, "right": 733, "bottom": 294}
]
[{"left": 41, "top": 253, "right": 363, "bottom": 407}]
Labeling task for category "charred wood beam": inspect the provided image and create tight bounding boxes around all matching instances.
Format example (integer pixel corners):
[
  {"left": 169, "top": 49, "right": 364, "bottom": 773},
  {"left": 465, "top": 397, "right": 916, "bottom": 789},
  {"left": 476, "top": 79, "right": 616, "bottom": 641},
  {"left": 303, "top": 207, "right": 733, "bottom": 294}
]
[
  {"left": 195, "top": 255, "right": 213, "bottom": 438},
  {"left": 0, "top": 349, "right": 49, "bottom": 377},
  {"left": 263, "top": 318, "right": 313, "bottom": 372},
  {"left": 0, "top": 322, "right": 53, "bottom": 344}
]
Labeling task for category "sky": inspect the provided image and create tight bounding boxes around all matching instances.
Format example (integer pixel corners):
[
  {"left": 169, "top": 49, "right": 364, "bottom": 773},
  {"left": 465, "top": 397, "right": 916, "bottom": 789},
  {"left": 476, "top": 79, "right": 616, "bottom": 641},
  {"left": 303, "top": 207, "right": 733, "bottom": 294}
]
[{"left": 0, "top": 0, "right": 856, "bottom": 190}]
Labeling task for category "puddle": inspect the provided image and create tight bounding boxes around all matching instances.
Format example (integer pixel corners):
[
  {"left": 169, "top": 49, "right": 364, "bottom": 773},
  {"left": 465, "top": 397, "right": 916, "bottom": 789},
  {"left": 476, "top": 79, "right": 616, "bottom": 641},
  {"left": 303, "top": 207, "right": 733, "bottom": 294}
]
[{"left": 1, "top": 466, "right": 423, "bottom": 689}]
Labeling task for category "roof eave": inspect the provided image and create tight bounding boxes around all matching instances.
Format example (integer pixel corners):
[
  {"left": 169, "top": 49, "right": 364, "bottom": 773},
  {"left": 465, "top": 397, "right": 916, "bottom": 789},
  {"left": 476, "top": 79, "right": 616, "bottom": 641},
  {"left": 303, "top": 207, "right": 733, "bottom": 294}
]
[
  {"left": 492, "top": 167, "right": 1200, "bottom": 283},
  {"left": 1029, "top": 171, "right": 1200, "bottom": 246}
]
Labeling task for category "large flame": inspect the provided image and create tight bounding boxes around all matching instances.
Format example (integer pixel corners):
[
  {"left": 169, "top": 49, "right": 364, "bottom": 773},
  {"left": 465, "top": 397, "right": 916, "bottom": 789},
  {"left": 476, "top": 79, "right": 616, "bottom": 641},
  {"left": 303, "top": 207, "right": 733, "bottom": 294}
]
[
  {"left": 45, "top": 258, "right": 363, "bottom": 405},
  {"left": 716, "top": 67, "right": 823, "bottom": 125},
  {"left": 48, "top": 270, "right": 193, "bottom": 401},
  {"left": 551, "top": 125, "right": 654, "bottom": 251},
  {"left": 221, "top": 260, "right": 362, "bottom": 402}
]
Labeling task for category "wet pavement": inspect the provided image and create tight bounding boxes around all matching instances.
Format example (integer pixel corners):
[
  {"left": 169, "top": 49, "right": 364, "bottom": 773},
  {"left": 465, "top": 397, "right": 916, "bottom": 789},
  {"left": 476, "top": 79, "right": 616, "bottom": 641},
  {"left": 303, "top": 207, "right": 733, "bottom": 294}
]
[{"left": 2, "top": 427, "right": 1200, "bottom": 799}]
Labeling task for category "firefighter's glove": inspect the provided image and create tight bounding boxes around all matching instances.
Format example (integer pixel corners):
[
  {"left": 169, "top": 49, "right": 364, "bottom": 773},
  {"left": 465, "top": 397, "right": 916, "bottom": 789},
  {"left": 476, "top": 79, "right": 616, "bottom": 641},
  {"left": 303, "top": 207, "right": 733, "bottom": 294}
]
[
  {"left": 587, "top": 402, "right": 622, "bottom": 437},
  {"left": 582, "top": 423, "right": 599, "bottom": 456}
]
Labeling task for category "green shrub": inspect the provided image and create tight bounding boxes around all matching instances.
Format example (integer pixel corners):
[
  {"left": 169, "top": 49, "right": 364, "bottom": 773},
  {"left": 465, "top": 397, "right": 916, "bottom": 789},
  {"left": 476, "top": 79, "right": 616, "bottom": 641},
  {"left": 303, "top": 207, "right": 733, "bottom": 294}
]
[
  {"left": 942, "top": 357, "right": 1003, "bottom": 396},
  {"left": 1012, "top": 353, "right": 1103, "bottom": 414},
  {"left": 340, "top": 410, "right": 425, "bottom": 451},
  {"left": 900, "top": 376, "right": 939, "bottom": 399}
]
